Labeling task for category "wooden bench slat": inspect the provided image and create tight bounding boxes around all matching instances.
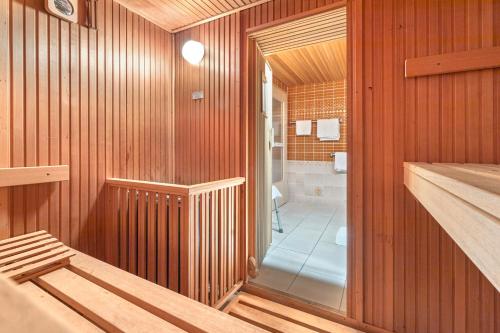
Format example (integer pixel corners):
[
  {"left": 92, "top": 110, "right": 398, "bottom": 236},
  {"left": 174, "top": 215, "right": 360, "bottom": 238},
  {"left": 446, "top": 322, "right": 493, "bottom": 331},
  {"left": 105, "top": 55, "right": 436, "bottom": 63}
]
[
  {"left": 0, "top": 234, "right": 54, "bottom": 252},
  {"left": 35, "top": 268, "right": 186, "bottom": 333},
  {"left": 237, "top": 292, "right": 359, "bottom": 333},
  {"left": 0, "top": 242, "right": 65, "bottom": 267},
  {"left": 0, "top": 238, "right": 60, "bottom": 260},
  {"left": 69, "top": 251, "right": 265, "bottom": 333},
  {"left": 230, "top": 303, "right": 317, "bottom": 333},
  {"left": 19, "top": 282, "right": 104, "bottom": 333},
  {"left": 0, "top": 230, "right": 48, "bottom": 247}
]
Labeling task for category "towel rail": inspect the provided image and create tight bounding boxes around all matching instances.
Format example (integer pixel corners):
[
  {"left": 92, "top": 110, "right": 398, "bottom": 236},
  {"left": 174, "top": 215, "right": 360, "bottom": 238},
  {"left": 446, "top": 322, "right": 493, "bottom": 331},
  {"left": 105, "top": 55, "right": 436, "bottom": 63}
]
[{"left": 289, "top": 118, "right": 343, "bottom": 125}]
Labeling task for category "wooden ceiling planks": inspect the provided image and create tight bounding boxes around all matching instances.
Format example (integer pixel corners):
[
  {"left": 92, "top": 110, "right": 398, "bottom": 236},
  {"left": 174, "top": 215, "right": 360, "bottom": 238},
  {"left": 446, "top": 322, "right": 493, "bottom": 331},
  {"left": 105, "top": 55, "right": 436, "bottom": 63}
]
[
  {"left": 112, "top": 0, "right": 270, "bottom": 32},
  {"left": 250, "top": 6, "right": 346, "bottom": 55},
  {"left": 266, "top": 39, "right": 347, "bottom": 86}
]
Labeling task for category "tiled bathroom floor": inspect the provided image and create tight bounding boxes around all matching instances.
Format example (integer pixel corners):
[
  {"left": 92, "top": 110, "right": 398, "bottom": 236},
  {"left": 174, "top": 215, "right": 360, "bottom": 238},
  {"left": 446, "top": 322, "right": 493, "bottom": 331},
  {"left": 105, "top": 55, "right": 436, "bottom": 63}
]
[{"left": 250, "top": 200, "right": 347, "bottom": 313}]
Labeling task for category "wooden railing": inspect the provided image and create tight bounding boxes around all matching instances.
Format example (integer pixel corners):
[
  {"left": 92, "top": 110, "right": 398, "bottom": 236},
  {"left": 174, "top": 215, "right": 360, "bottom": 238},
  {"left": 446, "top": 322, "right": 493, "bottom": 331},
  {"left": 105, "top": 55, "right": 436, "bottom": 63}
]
[{"left": 104, "top": 177, "right": 246, "bottom": 307}]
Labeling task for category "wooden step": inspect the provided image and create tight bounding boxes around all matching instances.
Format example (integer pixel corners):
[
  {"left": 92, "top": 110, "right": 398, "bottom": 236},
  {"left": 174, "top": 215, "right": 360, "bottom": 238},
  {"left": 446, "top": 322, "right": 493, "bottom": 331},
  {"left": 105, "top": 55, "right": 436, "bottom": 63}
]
[{"left": 224, "top": 292, "right": 361, "bottom": 333}]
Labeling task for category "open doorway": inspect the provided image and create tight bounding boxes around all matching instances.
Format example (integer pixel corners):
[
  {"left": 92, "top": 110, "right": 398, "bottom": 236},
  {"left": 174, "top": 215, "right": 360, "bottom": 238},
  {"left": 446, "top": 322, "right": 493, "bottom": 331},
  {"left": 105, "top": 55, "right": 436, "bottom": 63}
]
[{"left": 249, "top": 6, "right": 348, "bottom": 313}]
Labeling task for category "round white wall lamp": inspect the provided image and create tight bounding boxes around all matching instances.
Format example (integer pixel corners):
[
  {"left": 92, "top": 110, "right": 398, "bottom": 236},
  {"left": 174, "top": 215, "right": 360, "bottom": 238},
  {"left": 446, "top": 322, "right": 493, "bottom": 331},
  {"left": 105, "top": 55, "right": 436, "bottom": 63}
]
[{"left": 182, "top": 40, "right": 205, "bottom": 65}]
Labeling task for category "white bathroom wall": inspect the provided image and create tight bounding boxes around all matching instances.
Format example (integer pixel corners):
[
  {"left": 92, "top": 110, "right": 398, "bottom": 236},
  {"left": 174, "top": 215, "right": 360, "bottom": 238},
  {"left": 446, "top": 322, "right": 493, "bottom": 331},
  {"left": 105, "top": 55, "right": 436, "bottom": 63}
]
[{"left": 286, "top": 160, "right": 346, "bottom": 205}]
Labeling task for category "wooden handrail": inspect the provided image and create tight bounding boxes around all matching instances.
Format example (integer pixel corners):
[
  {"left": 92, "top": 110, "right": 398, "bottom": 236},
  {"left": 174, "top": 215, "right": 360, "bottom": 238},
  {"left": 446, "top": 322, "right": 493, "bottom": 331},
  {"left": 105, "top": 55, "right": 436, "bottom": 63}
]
[
  {"left": 106, "top": 178, "right": 191, "bottom": 196},
  {"left": 189, "top": 177, "right": 245, "bottom": 195},
  {"left": 106, "top": 177, "right": 246, "bottom": 196}
]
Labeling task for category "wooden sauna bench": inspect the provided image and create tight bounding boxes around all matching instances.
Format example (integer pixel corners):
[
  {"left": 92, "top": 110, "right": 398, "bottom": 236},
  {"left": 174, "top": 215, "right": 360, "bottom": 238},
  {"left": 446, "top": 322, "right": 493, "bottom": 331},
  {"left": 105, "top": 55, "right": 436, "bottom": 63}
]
[
  {"left": 0, "top": 231, "right": 264, "bottom": 332},
  {"left": 404, "top": 162, "right": 500, "bottom": 292}
]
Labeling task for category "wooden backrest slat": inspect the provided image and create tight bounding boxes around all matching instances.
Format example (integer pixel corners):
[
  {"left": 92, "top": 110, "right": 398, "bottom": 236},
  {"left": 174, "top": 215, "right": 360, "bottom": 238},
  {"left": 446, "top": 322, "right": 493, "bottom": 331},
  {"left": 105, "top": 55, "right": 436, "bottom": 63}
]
[
  {"left": 0, "top": 230, "right": 48, "bottom": 247},
  {"left": 0, "top": 238, "right": 59, "bottom": 260},
  {"left": 0, "top": 245, "right": 67, "bottom": 272},
  {"left": 0, "top": 234, "right": 54, "bottom": 252},
  {"left": 4, "top": 251, "right": 74, "bottom": 281}
]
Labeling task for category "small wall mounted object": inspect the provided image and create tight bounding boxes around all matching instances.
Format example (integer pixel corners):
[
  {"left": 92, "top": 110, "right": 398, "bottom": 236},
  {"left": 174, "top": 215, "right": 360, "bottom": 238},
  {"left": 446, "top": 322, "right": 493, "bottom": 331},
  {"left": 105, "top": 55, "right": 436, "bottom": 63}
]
[
  {"left": 192, "top": 91, "right": 204, "bottom": 100},
  {"left": 45, "top": 0, "right": 78, "bottom": 23}
]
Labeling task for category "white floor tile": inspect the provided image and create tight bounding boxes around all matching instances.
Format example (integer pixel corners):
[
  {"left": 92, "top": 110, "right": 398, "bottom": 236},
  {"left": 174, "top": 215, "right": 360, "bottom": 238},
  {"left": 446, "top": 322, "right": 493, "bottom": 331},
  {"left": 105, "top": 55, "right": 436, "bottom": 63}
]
[
  {"left": 303, "top": 241, "right": 347, "bottom": 278},
  {"left": 261, "top": 247, "right": 308, "bottom": 273},
  {"left": 299, "top": 213, "right": 333, "bottom": 232},
  {"left": 278, "top": 227, "right": 323, "bottom": 254},
  {"left": 269, "top": 230, "right": 288, "bottom": 249},
  {"left": 251, "top": 248, "right": 308, "bottom": 292},
  {"left": 287, "top": 268, "right": 345, "bottom": 310},
  {"left": 259, "top": 200, "right": 348, "bottom": 311},
  {"left": 320, "top": 221, "right": 343, "bottom": 244}
]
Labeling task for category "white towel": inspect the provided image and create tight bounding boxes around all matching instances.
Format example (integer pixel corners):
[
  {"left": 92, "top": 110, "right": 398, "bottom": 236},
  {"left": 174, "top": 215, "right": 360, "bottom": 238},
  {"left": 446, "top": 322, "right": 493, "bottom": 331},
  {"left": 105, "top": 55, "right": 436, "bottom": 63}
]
[
  {"left": 317, "top": 118, "right": 340, "bottom": 141},
  {"left": 334, "top": 152, "right": 347, "bottom": 172},
  {"left": 295, "top": 120, "right": 312, "bottom": 136}
]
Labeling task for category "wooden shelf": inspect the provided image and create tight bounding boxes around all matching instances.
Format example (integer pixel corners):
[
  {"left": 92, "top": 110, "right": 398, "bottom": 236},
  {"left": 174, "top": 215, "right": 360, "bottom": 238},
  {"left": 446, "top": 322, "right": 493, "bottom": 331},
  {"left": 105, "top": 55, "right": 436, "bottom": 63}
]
[
  {"left": 0, "top": 166, "right": 69, "bottom": 187},
  {"left": 404, "top": 162, "right": 500, "bottom": 292}
]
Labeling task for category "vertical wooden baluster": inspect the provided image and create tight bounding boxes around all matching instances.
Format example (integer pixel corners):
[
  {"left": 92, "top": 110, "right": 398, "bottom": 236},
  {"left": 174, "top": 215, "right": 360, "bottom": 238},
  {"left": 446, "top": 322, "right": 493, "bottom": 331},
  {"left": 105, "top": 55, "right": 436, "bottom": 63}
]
[
  {"left": 200, "top": 192, "right": 209, "bottom": 304},
  {"left": 194, "top": 194, "right": 200, "bottom": 301},
  {"left": 210, "top": 190, "right": 218, "bottom": 305},
  {"left": 220, "top": 188, "right": 226, "bottom": 297},
  {"left": 128, "top": 189, "right": 137, "bottom": 274},
  {"left": 157, "top": 193, "right": 167, "bottom": 287},
  {"left": 137, "top": 190, "right": 146, "bottom": 278},
  {"left": 106, "top": 185, "right": 119, "bottom": 266},
  {"left": 235, "top": 185, "right": 240, "bottom": 282},
  {"left": 168, "top": 195, "right": 179, "bottom": 292},
  {"left": 204, "top": 192, "right": 210, "bottom": 304},
  {"left": 228, "top": 185, "right": 234, "bottom": 287},
  {"left": 120, "top": 188, "right": 128, "bottom": 270},
  {"left": 180, "top": 194, "right": 193, "bottom": 297},
  {"left": 147, "top": 191, "right": 157, "bottom": 282}
]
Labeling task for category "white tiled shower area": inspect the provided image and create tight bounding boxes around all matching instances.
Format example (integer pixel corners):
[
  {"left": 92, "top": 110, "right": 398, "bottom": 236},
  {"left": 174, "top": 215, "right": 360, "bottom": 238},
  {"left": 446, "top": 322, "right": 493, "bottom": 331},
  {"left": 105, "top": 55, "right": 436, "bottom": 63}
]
[{"left": 252, "top": 161, "right": 347, "bottom": 312}]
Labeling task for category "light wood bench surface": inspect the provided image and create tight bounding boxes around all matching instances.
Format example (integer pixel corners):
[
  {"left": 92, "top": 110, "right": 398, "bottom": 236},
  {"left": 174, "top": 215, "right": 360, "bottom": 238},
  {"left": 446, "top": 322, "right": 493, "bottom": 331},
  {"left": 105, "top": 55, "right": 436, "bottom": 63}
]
[
  {"left": 404, "top": 162, "right": 500, "bottom": 292},
  {"left": 0, "top": 231, "right": 265, "bottom": 333}
]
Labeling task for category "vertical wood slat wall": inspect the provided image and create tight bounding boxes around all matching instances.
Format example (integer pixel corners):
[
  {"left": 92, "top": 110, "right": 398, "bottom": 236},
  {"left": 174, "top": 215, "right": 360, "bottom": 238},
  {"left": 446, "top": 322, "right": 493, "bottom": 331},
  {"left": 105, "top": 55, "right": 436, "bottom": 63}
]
[
  {"left": 0, "top": 0, "right": 175, "bottom": 261},
  {"left": 175, "top": 0, "right": 500, "bottom": 332},
  {"left": 174, "top": 14, "right": 241, "bottom": 185}
]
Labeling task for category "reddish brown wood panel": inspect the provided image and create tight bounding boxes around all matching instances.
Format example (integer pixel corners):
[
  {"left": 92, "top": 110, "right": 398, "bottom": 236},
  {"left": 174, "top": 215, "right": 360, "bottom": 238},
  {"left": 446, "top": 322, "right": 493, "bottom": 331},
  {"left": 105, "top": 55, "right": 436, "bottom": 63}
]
[
  {"left": 238, "top": 1, "right": 500, "bottom": 333},
  {"left": 174, "top": 13, "right": 241, "bottom": 185},
  {"left": 0, "top": 0, "right": 175, "bottom": 262},
  {"left": 350, "top": 0, "right": 500, "bottom": 332}
]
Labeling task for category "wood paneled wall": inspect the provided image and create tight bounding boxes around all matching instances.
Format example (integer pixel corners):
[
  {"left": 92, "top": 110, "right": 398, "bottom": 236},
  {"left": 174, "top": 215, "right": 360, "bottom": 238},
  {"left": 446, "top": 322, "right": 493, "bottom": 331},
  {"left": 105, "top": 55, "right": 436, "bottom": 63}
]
[
  {"left": 176, "top": 0, "right": 500, "bottom": 332},
  {"left": 174, "top": 14, "right": 242, "bottom": 185},
  {"left": 351, "top": 0, "right": 500, "bottom": 332},
  {"left": 0, "top": 0, "right": 174, "bottom": 261}
]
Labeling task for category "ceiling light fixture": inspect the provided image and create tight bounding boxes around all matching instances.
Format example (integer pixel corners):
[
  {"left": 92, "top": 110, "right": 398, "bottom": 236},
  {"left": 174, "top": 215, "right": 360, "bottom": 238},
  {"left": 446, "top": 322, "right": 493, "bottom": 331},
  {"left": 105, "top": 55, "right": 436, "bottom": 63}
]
[{"left": 182, "top": 40, "right": 205, "bottom": 65}]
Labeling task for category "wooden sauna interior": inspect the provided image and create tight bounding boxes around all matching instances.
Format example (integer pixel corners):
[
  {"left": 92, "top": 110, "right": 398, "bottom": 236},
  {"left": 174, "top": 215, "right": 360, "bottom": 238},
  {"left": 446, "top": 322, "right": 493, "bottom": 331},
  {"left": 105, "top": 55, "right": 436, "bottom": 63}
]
[{"left": 0, "top": 0, "right": 499, "bottom": 332}]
